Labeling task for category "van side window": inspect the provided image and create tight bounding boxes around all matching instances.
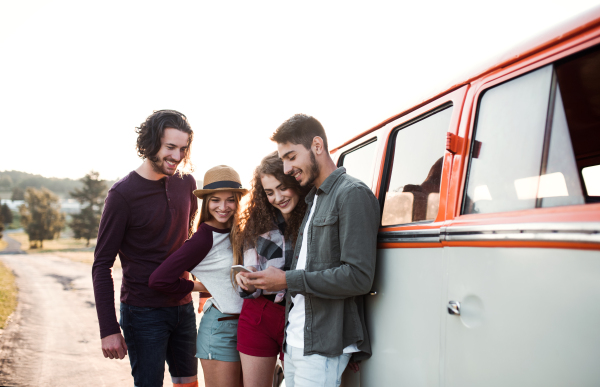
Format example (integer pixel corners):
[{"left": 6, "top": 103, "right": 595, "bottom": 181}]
[
  {"left": 463, "top": 45, "right": 600, "bottom": 214},
  {"left": 381, "top": 106, "right": 452, "bottom": 226},
  {"left": 338, "top": 139, "right": 378, "bottom": 186}
]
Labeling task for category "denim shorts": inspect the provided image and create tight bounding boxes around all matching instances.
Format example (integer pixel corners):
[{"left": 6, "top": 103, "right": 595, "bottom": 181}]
[{"left": 196, "top": 303, "right": 240, "bottom": 362}]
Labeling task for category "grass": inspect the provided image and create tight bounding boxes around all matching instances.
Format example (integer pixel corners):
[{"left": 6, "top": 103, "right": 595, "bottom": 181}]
[
  {"left": 7, "top": 211, "right": 21, "bottom": 230},
  {"left": 0, "top": 260, "right": 17, "bottom": 329},
  {"left": 0, "top": 239, "right": 7, "bottom": 251}
]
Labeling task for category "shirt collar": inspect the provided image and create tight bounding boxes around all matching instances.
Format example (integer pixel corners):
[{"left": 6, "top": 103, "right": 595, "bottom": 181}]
[
  {"left": 304, "top": 167, "right": 346, "bottom": 203},
  {"left": 317, "top": 167, "right": 346, "bottom": 195}
]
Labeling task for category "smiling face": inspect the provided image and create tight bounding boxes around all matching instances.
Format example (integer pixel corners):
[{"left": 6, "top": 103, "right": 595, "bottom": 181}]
[
  {"left": 260, "top": 173, "right": 300, "bottom": 221},
  {"left": 205, "top": 191, "right": 237, "bottom": 228},
  {"left": 150, "top": 127, "right": 190, "bottom": 177},
  {"left": 277, "top": 142, "right": 320, "bottom": 187}
]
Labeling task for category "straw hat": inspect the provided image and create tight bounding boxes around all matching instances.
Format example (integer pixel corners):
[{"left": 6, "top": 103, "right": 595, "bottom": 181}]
[{"left": 193, "top": 165, "right": 248, "bottom": 198}]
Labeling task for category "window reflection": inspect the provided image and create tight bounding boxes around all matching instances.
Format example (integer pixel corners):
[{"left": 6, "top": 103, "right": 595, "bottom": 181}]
[
  {"left": 463, "top": 44, "right": 600, "bottom": 214},
  {"left": 463, "top": 65, "right": 553, "bottom": 214},
  {"left": 582, "top": 166, "right": 600, "bottom": 196},
  {"left": 382, "top": 107, "right": 452, "bottom": 226},
  {"left": 340, "top": 140, "right": 378, "bottom": 187}
]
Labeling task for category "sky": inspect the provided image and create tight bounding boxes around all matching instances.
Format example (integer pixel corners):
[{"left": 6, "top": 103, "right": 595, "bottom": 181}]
[{"left": 1, "top": 0, "right": 599, "bottom": 186}]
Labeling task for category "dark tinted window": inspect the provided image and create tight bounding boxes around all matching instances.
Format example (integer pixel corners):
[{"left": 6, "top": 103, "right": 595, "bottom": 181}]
[
  {"left": 381, "top": 106, "right": 452, "bottom": 226},
  {"left": 553, "top": 47, "right": 600, "bottom": 202},
  {"left": 339, "top": 139, "right": 378, "bottom": 186}
]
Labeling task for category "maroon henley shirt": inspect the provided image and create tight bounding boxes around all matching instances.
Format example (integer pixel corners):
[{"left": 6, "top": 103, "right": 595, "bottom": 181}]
[{"left": 92, "top": 171, "right": 198, "bottom": 339}]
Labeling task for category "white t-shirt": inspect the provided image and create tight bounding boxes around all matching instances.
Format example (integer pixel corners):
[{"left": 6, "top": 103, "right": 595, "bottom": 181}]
[{"left": 286, "top": 194, "right": 359, "bottom": 353}]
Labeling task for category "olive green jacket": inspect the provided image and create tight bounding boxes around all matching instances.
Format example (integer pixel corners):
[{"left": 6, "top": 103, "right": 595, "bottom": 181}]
[{"left": 285, "top": 167, "right": 380, "bottom": 361}]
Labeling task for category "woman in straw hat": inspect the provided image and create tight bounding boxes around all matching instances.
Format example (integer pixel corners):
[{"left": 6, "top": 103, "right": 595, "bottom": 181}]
[
  {"left": 149, "top": 165, "right": 247, "bottom": 387},
  {"left": 231, "top": 152, "right": 309, "bottom": 387}
]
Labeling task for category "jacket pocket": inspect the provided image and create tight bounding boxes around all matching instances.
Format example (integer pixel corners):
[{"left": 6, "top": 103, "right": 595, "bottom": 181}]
[
  {"left": 312, "top": 214, "right": 338, "bottom": 227},
  {"left": 311, "top": 213, "right": 340, "bottom": 262}
]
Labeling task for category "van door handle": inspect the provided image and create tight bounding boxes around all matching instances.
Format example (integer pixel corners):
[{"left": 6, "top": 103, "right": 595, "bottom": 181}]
[{"left": 447, "top": 301, "right": 461, "bottom": 315}]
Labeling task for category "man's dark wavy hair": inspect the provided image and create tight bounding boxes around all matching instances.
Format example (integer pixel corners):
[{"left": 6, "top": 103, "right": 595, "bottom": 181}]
[
  {"left": 270, "top": 113, "right": 328, "bottom": 151},
  {"left": 135, "top": 109, "right": 194, "bottom": 170}
]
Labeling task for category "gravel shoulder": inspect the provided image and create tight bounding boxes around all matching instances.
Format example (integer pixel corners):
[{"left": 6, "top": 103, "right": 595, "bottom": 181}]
[{"left": 0, "top": 252, "right": 204, "bottom": 386}]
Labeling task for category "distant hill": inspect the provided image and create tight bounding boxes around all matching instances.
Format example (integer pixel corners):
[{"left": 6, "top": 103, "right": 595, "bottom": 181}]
[
  {"left": 0, "top": 170, "right": 117, "bottom": 198},
  {"left": 0, "top": 170, "right": 201, "bottom": 199}
]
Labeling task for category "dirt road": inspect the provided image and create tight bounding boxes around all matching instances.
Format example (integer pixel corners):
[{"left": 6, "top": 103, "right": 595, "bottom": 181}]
[{"left": 0, "top": 242, "right": 204, "bottom": 386}]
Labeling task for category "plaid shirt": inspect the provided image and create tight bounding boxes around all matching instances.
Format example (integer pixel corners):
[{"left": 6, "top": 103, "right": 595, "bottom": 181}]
[{"left": 239, "top": 212, "right": 293, "bottom": 303}]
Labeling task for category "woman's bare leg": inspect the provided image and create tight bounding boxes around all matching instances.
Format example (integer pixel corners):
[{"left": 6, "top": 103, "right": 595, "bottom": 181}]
[
  {"left": 240, "top": 353, "right": 277, "bottom": 387},
  {"left": 200, "top": 359, "right": 241, "bottom": 387}
]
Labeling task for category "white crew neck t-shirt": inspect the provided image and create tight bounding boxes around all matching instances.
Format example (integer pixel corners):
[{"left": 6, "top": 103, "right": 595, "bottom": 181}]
[{"left": 286, "top": 194, "right": 359, "bottom": 353}]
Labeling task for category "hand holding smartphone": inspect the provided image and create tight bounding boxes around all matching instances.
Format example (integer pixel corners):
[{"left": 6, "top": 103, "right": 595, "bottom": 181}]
[
  {"left": 231, "top": 265, "right": 252, "bottom": 276},
  {"left": 232, "top": 265, "right": 256, "bottom": 293}
]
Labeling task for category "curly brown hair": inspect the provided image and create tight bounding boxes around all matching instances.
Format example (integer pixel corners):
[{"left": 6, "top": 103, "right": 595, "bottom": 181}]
[
  {"left": 232, "top": 152, "right": 309, "bottom": 265},
  {"left": 135, "top": 109, "right": 194, "bottom": 172}
]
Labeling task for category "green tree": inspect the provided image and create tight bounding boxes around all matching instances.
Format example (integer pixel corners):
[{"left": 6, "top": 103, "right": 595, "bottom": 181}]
[
  {"left": 0, "top": 208, "right": 4, "bottom": 240},
  {"left": 69, "top": 171, "right": 106, "bottom": 247},
  {"left": 1, "top": 204, "right": 13, "bottom": 225},
  {"left": 0, "top": 175, "right": 12, "bottom": 190},
  {"left": 19, "top": 187, "right": 65, "bottom": 249},
  {"left": 11, "top": 187, "right": 24, "bottom": 201}
]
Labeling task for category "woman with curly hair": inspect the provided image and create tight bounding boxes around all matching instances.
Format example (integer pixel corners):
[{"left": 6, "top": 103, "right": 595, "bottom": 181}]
[{"left": 233, "top": 151, "right": 308, "bottom": 387}]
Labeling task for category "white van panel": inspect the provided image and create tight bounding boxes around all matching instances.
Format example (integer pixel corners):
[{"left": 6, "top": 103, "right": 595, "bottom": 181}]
[
  {"left": 359, "top": 247, "right": 444, "bottom": 387},
  {"left": 444, "top": 247, "right": 600, "bottom": 387}
]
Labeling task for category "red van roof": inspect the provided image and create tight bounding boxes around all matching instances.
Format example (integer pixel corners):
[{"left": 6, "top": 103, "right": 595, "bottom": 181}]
[{"left": 331, "top": 5, "right": 600, "bottom": 152}]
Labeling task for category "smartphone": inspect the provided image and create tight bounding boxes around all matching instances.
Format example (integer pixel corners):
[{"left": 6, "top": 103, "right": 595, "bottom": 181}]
[{"left": 231, "top": 265, "right": 252, "bottom": 276}]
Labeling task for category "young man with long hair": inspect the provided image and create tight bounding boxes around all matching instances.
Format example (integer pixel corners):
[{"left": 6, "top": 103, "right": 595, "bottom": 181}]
[
  {"left": 92, "top": 110, "right": 199, "bottom": 387},
  {"left": 241, "top": 114, "right": 380, "bottom": 387}
]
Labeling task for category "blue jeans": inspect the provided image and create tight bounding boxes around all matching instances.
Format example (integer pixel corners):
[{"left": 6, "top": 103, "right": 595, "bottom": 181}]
[
  {"left": 120, "top": 302, "right": 198, "bottom": 387},
  {"left": 283, "top": 344, "right": 351, "bottom": 387}
]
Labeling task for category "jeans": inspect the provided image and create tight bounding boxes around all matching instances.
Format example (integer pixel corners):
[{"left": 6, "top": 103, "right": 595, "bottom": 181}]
[
  {"left": 120, "top": 302, "right": 198, "bottom": 387},
  {"left": 283, "top": 344, "right": 351, "bottom": 387}
]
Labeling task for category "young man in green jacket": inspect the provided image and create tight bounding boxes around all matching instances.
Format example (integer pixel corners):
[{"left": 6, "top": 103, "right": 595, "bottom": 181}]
[{"left": 242, "top": 114, "right": 380, "bottom": 387}]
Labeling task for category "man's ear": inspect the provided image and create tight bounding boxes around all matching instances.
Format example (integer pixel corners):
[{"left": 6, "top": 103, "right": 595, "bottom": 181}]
[{"left": 312, "top": 136, "right": 325, "bottom": 155}]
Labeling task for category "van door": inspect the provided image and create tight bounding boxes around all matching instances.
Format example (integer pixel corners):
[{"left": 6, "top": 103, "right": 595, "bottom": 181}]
[
  {"left": 443, "top": 43, "right": 600, "bottom": 386},
  {"left": 344, "top": 86, "right": 467, "bottom": 387}
]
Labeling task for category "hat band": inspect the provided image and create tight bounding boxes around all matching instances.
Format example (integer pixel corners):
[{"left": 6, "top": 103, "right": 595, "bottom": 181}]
[{"left": 203, "top": 180, "right": 243, "bottom": 190}]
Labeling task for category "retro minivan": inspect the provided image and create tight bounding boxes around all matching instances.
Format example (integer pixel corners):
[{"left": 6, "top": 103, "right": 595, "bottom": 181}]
[{"left": 332, "top": 7, "right": 600, "bottom": 387}]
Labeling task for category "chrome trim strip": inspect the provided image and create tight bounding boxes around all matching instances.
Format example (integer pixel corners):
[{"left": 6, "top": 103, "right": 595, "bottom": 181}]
[
  {"left": 378, "top": 223, "right": 600, "bottom": 244},
  {"left": 445, "top": 222, "right": 600, "bottom": 244},
  {"left": 378, "top": 228, "right": 441, "bottom": 244}
]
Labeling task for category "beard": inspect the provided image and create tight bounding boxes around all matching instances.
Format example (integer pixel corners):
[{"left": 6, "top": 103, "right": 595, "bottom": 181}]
[
  {"left": 302, "top": 150, "right": 320, "bottom": 187},
  {"left": 150, "top": 156, "right": 179, "bottom": 176}
]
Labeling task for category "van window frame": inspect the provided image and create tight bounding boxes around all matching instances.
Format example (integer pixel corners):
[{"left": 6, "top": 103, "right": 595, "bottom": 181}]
[
  {"left": 337, "top": 137, "right": 378, "bottom": 167},
  {"left": 379, "top": 101, "right": 453, "bottom": 227},
  {"left": 460, "top": 42, "right": 600, "bottom": 216},
  {"left": 446, "top": 34, "right": 600, "bottom": 248}
]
